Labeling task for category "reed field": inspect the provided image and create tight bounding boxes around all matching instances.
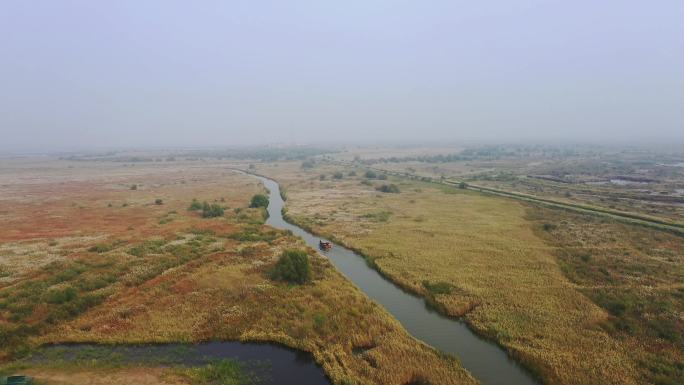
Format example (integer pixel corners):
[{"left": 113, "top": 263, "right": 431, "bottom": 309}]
[
  {"left": 0, "top": 159, "right": 475, "bottom": 385},
  {"left": 257, "top": 160, "right": 683, "bottom": 385}
]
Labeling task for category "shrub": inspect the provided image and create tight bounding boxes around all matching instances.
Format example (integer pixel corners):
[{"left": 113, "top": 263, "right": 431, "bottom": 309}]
[
  {"left": 605, "top": 300, "right": 628, "bottom": 316},
  {"left": 301, "top": 160, "right": 315, "bottom": 169},
  {"left": 360, "top": 180, "right": 373, "bottom": 186},
  {"left": 361, "top": 210, "right": 392, "bottom": 222},
  {"left": 155, "top": 198, "right": 164, "bottom": 205},
  {"left": 542, "top": 223, "right": 557, "bottom": 231},
  {"left": 230, "top": 226, "right": 279, "bottom": 243},
  {"left": 128, "top": 239, "right": 166, "bottom": 257},
  {"left": 458, "top": 182, "right": 467, "bottom": 189},
  {"left": 365, "top": 170, "right": 377, "bottom": 179},
  {"left": 271, "top": 249, "right": 311, "bottom": 284},
  {"left": 176, "top": 360, "right": 247, "bottom": 385},
  {"left": 130, "top": 184, "right": 137, "bottom": 190},
  {"left": 249, "top": 194, "right": 269, "bottom": 208},
  {"left": 377, "top": 174, "right": 388, "bottom": 180},
  {"left": 348, "top": 171, "right": 357, "bottom": 176},
  {"left": 319, "top": 174, "right": 326, "bottom": 180},
  {"left": 45, "top": 286, "right": 78, "bottom": 304},
  {"left": 188, "top": 199, "right": 203, "bottom": 211},
  {"left": 423, "top": 280, "right": 453, "bottom": 295},
  {"left": 202, "top": 202, "right": 225, "bottom": 218},
  {"left": 333, "top": 172, "right": 344, "bottom": 179},
  {"left": 376, "top": 184, "right": 400, "bottom": 193},
  {"left": 313, "top": 313, "right": 326, "bottom": 329},
  {"left": 88, "top": 244, "right": 112, "bottom": 253}
]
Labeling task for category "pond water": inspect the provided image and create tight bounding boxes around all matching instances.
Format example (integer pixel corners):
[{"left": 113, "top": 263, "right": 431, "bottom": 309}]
[
  {"left": 253, "top": 173, "right": 539, "bottom": 385},
  {"left": 30, "top": 342, "right": 329, "bottom": 385}
]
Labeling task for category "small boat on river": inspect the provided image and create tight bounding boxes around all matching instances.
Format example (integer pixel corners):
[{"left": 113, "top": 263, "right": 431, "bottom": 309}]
[{"left": 319, "top": 240, "right": 332, "bottom": 251}]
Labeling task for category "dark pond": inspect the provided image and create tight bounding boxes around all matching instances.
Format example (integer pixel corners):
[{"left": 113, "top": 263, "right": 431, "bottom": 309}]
[{"left": 29, "top": 342, "right": 329, "bottom": 385}]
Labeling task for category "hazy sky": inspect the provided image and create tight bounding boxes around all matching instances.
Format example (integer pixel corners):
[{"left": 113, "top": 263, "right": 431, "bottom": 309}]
[{"left": 1, "top": 1, "right": 683, "bottom": 151}]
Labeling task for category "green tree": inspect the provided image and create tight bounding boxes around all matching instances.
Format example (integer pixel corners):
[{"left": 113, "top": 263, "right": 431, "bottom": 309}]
[
  {"left": 271, "top": 249, "right": 311, "bottom": 284},
  {"left": 249, "top": 194, "right": 269, "bottom": 208}
]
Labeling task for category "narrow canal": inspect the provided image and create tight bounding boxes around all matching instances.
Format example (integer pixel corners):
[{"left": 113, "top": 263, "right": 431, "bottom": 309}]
[{"left": 253, "top": 173, "right": 539, "bottom": 385}]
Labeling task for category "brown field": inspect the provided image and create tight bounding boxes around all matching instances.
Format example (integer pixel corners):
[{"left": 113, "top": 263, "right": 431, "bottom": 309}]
[
  {"left": 254, "top": 160, "right": 684, "bottom": 385},
  {"left": 0, "top": 158, "right": 474, "bottom": 385}
]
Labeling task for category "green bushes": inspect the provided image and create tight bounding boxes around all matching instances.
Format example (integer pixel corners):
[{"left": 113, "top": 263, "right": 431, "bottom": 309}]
[
  {"left": 45, "top": 286, "right": 78, "bottom": 304},
  {"left": 422, "top": 280, "right": 453, "bottom": 295},
  {"left": 229, "top": 226, "right": 280, "bottom": 243},
  {"left": 313, "top": 313, "right": 326, "bottom": 329},
  {"left": 202, "top": 202, "right": 225, "bottom": 218},
  {"left": 188, "top": 199, "right": 203, "bottom": 211},
  {"left": 333, "top": 172, "right": 344, "bottom": 179},
  {"left": 361, "top": 210, "right": 392, "bottom": 222},
  {"left": 189, "top": 199, "right": 225, "bottom": 218},
  {"left": 88, "top": 244, "right": 113, "bottom": 253},
  {"left": 249, "top": 194, "right": 269, "bottom": 208},
  {"left": 376, "top": 184, "right": 400, "bottom": 193},
  {"left": 364, "top": 170, "right": 377, "bottom": 179},
  {"left": 271, "top": 249, "right": 311, "bottom": 284},
  {"left": 128, "top": 239, "right": 166, "bottom": 257},
  {"left": 155, "top": 198, "right": 164, "bottom": 205}
]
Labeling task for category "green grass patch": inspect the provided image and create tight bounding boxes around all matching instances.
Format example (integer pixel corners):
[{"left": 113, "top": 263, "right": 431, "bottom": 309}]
[{"left": 422, "top": 281, "right": 453, "bottom": 295}]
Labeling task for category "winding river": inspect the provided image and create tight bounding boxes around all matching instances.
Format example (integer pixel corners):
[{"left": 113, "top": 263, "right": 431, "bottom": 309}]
[{"left": 253, "top": 173, "right": 539, "bottom": 385}]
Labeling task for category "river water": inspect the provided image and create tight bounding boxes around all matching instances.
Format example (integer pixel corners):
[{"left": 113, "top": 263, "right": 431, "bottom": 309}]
[{"left": 254, "top": 174, "right": 539, "bottom": 385}]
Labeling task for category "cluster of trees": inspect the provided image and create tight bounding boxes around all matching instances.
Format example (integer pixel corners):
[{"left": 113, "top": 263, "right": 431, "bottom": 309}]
[{"left": 165, "top": 146, "right": 334, "bottom": 162}]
